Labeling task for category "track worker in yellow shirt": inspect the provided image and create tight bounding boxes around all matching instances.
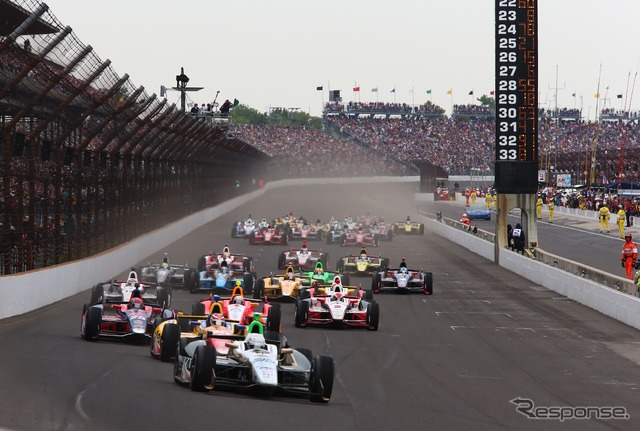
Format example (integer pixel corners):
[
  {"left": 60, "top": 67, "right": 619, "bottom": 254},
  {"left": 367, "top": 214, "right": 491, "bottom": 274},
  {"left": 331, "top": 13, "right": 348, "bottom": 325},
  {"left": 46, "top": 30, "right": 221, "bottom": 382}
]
[
  {"left": 598, "top": 203, "right": 610, "bottom": 233},
  {"left": 617, "top": 205, "right": 626, "bottom": 238}
]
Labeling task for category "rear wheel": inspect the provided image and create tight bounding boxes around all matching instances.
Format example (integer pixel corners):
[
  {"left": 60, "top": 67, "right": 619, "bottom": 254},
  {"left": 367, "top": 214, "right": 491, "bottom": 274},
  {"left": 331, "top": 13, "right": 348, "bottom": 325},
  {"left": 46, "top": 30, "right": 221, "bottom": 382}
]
[
  {"left": 381, "top": 258, "right": 390, "bottom": 270},
  {"left": 90, "top": 283, "right": 103, "bottom": 305},
  {"left": 419, "top": 224, "right": 425, "bottom": 235},
  {"left": 197, "top": 256, "right": 206, "bottom": 273},
  {"left": 424, "top": 272, "right": 433, "bottom": 295},
  {"left": 160, "top": 323, "right": 180, "bottom": 362},
  {"left": 294, "top": 300, "right": 309, "bottom": 328},
  {"left": 297, "top": 347, "right": 313, "bottom": 363},
  {"left": 341, "top": 273, "right": 351, "bottom": 286},
  {"left": 156, "top": 287, "right": 170, "bottom": 308},
  {"left": 183, "top": 269, "right": 194, "bottom": 291},
  {"left": 371, "top": 273, "right": 382, "bottom": 293},
  {"left": 310, "top": 356, "right": 334, "bottom": 403},
  {"left": 266, "top": 303, "right": 282, "bottom": 332},
  {"left": 277, "top": 253, "right": 286, "bottom": 269},
  {"left": 366, "top": 301, "right": 380, "bottom": 330},
  {"left": 192, "top": 302, "right": 206, "bottom": 316},
  {"left": 243, "top": 272, "right": 254, "bottom": 294},
  {"left": 362, "top": 289, "right": 374, "bottom": 301},
  {"left": 243, "top": 257, "right": 253, "bottom": 272},
  {"left": 253, "top": 278, "right": 264, "bottom": 300},
  {"left": 190, "top": 345, "right": 216, "bottom": 392},
  {"left": 249, "top": 232, "right": 256, "bottom": 245}
]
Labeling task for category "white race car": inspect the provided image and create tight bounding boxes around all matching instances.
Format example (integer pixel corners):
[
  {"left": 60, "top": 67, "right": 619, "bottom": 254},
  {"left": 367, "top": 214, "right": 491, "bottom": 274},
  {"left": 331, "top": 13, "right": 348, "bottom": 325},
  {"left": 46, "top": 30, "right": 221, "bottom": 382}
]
[
  {"left": 91, "top": 269, "right": 171, "bottom": 307},
  {"left": 371, "top": 264, "right": 433, "bottom": 295},
  {"left": 173, "top": 322, "right": 334, "bottom": 403},
  {"left": 295, "top": 276, "right": 379, "bottom": 330}
]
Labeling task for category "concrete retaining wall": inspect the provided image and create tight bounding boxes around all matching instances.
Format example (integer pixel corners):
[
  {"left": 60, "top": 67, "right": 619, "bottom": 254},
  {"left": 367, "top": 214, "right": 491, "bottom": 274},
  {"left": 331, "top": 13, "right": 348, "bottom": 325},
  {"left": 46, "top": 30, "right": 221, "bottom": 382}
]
[{"left": 0, "top": 176, "right": 418, "bottom": 320}]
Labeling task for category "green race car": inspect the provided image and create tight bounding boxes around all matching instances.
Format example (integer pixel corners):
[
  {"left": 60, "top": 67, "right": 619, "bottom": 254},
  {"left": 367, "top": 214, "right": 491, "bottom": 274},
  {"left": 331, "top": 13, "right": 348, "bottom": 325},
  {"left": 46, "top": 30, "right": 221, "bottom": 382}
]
[{"left": 303, "top": 262, "right": 351, "bottom": 287}]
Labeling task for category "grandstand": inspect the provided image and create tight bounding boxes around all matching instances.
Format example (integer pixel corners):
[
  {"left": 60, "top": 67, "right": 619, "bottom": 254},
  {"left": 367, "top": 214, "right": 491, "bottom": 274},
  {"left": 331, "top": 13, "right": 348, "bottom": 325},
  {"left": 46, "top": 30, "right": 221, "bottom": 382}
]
[{"left": 0, "top": 0, "right": 268, "bottom": 274}]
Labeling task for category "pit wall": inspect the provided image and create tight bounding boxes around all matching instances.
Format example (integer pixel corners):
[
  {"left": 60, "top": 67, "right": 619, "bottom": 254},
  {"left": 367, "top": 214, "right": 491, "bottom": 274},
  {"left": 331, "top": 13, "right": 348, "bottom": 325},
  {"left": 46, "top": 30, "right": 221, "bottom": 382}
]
[{"left": 0, "top": 177, "right": 418, "bottom": 320}]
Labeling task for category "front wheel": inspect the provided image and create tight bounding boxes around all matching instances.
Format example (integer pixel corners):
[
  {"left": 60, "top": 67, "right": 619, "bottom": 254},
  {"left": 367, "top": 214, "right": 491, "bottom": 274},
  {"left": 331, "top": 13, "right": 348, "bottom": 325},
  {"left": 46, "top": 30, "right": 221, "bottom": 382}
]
[
  {"left": 424, "top": 272, "right": 433, "bottom": 295},
  {"left": 266, "top": 303, "right": 282, "bottom": 332},
  {"left": 83, "top": 306, "right": 101, "bottom": 341},
  {"left": 253, "top": 278, "right": 264, "bottom": 300},
  {"left": 160, "top": 323, "right": 180, "bottom": 362},
  {"left": 190, "top": 345, "right": 216, "bottom": 392},
  {"left": 310, "top": 356, "right": 334, "bottom": 403}
]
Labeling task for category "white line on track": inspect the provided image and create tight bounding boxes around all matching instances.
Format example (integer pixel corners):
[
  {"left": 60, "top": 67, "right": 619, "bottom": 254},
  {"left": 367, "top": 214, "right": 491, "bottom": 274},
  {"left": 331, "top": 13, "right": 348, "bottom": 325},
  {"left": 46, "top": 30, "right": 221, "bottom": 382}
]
[{"left": 75, "top": 368, "right": 113, "bottom": 420}]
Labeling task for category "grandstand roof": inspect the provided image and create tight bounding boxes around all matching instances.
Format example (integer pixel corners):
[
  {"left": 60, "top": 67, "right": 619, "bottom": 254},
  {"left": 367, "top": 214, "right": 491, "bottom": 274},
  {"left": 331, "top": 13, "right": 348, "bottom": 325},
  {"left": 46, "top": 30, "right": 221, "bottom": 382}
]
[{"left": 0, "top": 0, "right": 59, "bottom": 36}]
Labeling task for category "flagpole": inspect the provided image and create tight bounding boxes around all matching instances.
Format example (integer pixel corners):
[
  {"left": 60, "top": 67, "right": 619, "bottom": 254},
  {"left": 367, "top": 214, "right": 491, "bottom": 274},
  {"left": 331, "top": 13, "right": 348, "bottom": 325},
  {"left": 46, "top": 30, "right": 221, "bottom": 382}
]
[
  {"left": 411, "top": 86, "right": 415, "bottom": 108},
  {"left": 394, "top": 84, "right": 396, "bottom": 103},
  {"left": 377, "top": 85, "right": 379, "bottom": 103}
]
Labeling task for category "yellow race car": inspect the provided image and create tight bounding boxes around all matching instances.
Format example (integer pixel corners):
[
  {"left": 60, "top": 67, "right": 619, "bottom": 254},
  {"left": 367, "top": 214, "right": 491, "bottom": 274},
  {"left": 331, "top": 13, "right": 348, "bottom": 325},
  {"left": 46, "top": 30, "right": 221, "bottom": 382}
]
[{"left": 254, "top": 266, "right": 311, "bottom": 302}]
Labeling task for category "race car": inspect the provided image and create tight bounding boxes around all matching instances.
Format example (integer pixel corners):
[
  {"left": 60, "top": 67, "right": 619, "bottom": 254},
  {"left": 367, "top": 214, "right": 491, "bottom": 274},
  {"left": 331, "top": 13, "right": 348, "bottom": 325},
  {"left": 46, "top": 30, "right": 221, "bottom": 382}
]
[
  {"left": 467, "top": 204, "right": 492, "bottom": 220},
  {"left": 192, "top": 261, "right": 255, "bottom": 294},
  {"left": 277, "top": 241, "right": 329, "bottom": 271},
  {"left": 173, "top": 321, "right": 334, "bottom": 403},
  {"left": 197, "top": 245, "right": 253, "bottom": 273},
  {"left": 249, "top": 226, "right": 289, "bottom": 245},
  {"left": 302, "top": 261, "right": 351, "bottom": 288},
  {"left": 190, "top": 285, "right": 281, "bottom": 332},
  {"left": 151, "top": 286, "right": 280, "bottom": 361},
  {"left": 336, "top": 247, "right": 389, "bottom": 276},
  {"left": 90, "top": 269, "right": 171, "bottom": 307},
  {"left": 139, "top": 255, "right": 195, "bottom": 290},
  {"left": 294, "top": 275, "right": 379, "bottom": 330},
  {"left": 325, "top": 225, "right": 350, "bottom": 244},
  {"left": 393, "top": 217, "right": 425, "bottom": 235},
  {"left": 253, "top": 266, "right": 310, "bottom": 301},
  {"left": 369, "top": 221, "right": 394, "bottom": 241},
  {"left": 371, "top": 261, "right": 433, "bottom": 294},
  {"left": 231, "top": 216, "right": 258, "bottom": 238},
  {"left": 288, "top": 223, "right": 323, "bottom": 241},
  {"left": 340, "top": 226, "right": 379, "bottom": 247},
  {"left": 81, "top": 297, "right": 172, "bottom": 342}
]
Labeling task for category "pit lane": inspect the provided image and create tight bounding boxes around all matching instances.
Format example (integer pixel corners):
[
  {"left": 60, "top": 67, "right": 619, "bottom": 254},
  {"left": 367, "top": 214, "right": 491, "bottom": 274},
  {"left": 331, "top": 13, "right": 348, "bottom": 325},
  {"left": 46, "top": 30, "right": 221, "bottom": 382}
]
[{"left": 0, "top": 182, "right": 639, "bottom": 431}]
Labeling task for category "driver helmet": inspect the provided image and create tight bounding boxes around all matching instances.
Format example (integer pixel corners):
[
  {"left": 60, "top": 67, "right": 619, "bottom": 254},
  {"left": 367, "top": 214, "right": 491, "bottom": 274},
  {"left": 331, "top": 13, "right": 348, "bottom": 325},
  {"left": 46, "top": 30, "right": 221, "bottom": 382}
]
[
  {"left": 128, "top": 296, "right": 144, "bottom": 310},
  {"left": 245, "top": 333, "right": 266, "bottom": 350},
  {"left": 360, "top": 246, "right": 367, "bottom": 257},
  {"left": 131, "top": 288, "right": 142, "bottom": 299},
  {"left": 406, "top": 216, "right": 411, "bottom": 222},
  {"left": 233, "top": 295, "right": 243, "bottom": 305},
  {"left": 400, "top": 267, "right": 408, "bottom": 274},
  {"left": 220, "top": 260, "right": 229, "bottom": 273},
  {"left": 462, "top": 213, "right": 467, "bottom": 217},
  {"left": 162, "top": 253, "right": 169, "bottom": 264},
  {"left": 261, "top": 217, "right": 267, "bottom": 224},
  {"left": 223, "top": 245, "right": 231, "bottom": 258},
  {"left": 301, "top": 241, "right": 308, "bottom": 252}
]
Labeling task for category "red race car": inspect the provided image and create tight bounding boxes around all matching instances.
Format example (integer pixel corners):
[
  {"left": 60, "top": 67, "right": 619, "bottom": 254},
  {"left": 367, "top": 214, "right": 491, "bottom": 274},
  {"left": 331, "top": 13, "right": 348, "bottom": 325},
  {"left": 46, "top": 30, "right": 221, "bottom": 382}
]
[
  {"left": 249, "top": 226, "right": 289, "bottom": 245},
  {"left": 341, "top": 226, "right": 379, "bottom": 247}
]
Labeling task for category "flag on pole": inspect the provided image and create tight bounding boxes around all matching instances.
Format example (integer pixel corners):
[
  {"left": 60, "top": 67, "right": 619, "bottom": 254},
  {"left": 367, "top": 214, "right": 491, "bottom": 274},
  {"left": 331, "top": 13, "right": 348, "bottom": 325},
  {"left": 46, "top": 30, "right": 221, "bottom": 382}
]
[
  {"left": 447, "top": 89, "right": 452, "bottom": 95},
  {"left": 371, "top": 88, "right": 378, "bottom": 92},
  {"left": 468, "top": 90, "right": 474, "bottom": 95},
  {"left": 353, "top": 86, "right": 360, "bottom": 92},
  {"left": 571, "top": 92, "right": 576, "bottom": 97},
  {"left": 617, "top": 94, "right": 623, "bottom": 99},
  {"left": 595, "top": 93, "right": 600, "bottom": 98},
  {"left": 390, "top": 88, "right": 396, "bottom": 93},
  {"left": 490, "top": 90, "right": 495, "bottom": 95},
  {"left": 426, "top": 89, "right": 432, "bottom": 94},
  {"left": 316, "top": 86, "right": 323, "bottom": 91}
]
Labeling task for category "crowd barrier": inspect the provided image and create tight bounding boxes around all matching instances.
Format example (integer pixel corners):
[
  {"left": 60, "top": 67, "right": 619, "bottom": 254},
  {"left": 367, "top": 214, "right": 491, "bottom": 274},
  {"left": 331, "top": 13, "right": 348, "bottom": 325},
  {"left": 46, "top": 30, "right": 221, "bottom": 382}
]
[{"left": 0, "top": 176, "right": 417, "bottom": 320}]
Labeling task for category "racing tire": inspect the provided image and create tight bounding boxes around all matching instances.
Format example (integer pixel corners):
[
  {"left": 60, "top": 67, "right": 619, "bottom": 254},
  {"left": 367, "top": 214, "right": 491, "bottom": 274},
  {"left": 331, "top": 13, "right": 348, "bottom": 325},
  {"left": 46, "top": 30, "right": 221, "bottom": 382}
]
[
  {"left": 294, "top": 300, "right": 309, "bottom": 328},
  {"left": 424, "top": 272, "right": 434, "bottom": 295},
  {"left": 373, "top": 234, "right": 379, "bottom": 247},
  {"left": 243, "top": 272, "right": 254, "bottom": 294},
  {"left": 320, "top": 254, "right": 329, "bottom": 268},
  {"left": 299, "top": 289, "right": 311, "bottom": 300},
  {"left": 183, "top": 269, "right": 194, "bottom": 291},
  {"left": 249, "top": 232, "right": 256, "bottom": 245},
  {"left": 336, "top": 259, "right": 344, "bottom": 273},
  {"left": 297, "top": 347, "right": 313, "bottom": 364},
  {"left": 310, "top": 356, "right": 334, "bottom": 403},
  {"left": 341, "top": 273, "right": 351, "bottom": 286},
  {"left": 277, "top": 253, "right": 286, "bottom": 269},
  {"left": 366, "top": 301, "right": 380, "bottom": 331},
  {"left": 266, "top": 303, "right": 282, "bottom": 332},
  {"left": 189, "top": 273, "right": 200, "bottom": 294},
  {"left": 90, "top": 283, "right": 103, "bottom": 305},
  {"left": 190, "top": 345, "right": 216, "bottom": 392},
  {"left": 381, "top": 258, "right": 390, "bottom": 271},
  {"left": 243, "top": 257, "right": 253, "bottom": 273},
  {"left": 160, "top": 323, "right": 180, "bottom": 362},
  {"left": 197, "top": 256, "right": 206, "bottom": 273},
  {"left": 192, "top": 302, "right": 206, "bottom": 316},
  {"left": 362, "top": 289, "right": 374, "bottom": 301},
  {"left": 264, "top": 330, "right": 283, "bottom": 353},
  {"left": 371, "top": 273, "right": 382, "bottom": 293},
  {"left": 156, "top": 287, "right": 170, "bottom": 308},
  {"left": 419, "top": 224, "right": 425, "bottom": 235},
  {"left": 83, "top": 306, "right": 101, "bottom": 341},
  {"left": 253, "top": 278, "right": 264, "bottom": 300}
]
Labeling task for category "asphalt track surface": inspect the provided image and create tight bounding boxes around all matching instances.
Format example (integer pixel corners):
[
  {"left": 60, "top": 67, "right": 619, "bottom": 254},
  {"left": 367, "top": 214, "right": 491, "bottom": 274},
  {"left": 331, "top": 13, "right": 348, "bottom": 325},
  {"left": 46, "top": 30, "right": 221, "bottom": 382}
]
[{"left": 1, "top": 183, "right": 639, "bottom": 431}]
